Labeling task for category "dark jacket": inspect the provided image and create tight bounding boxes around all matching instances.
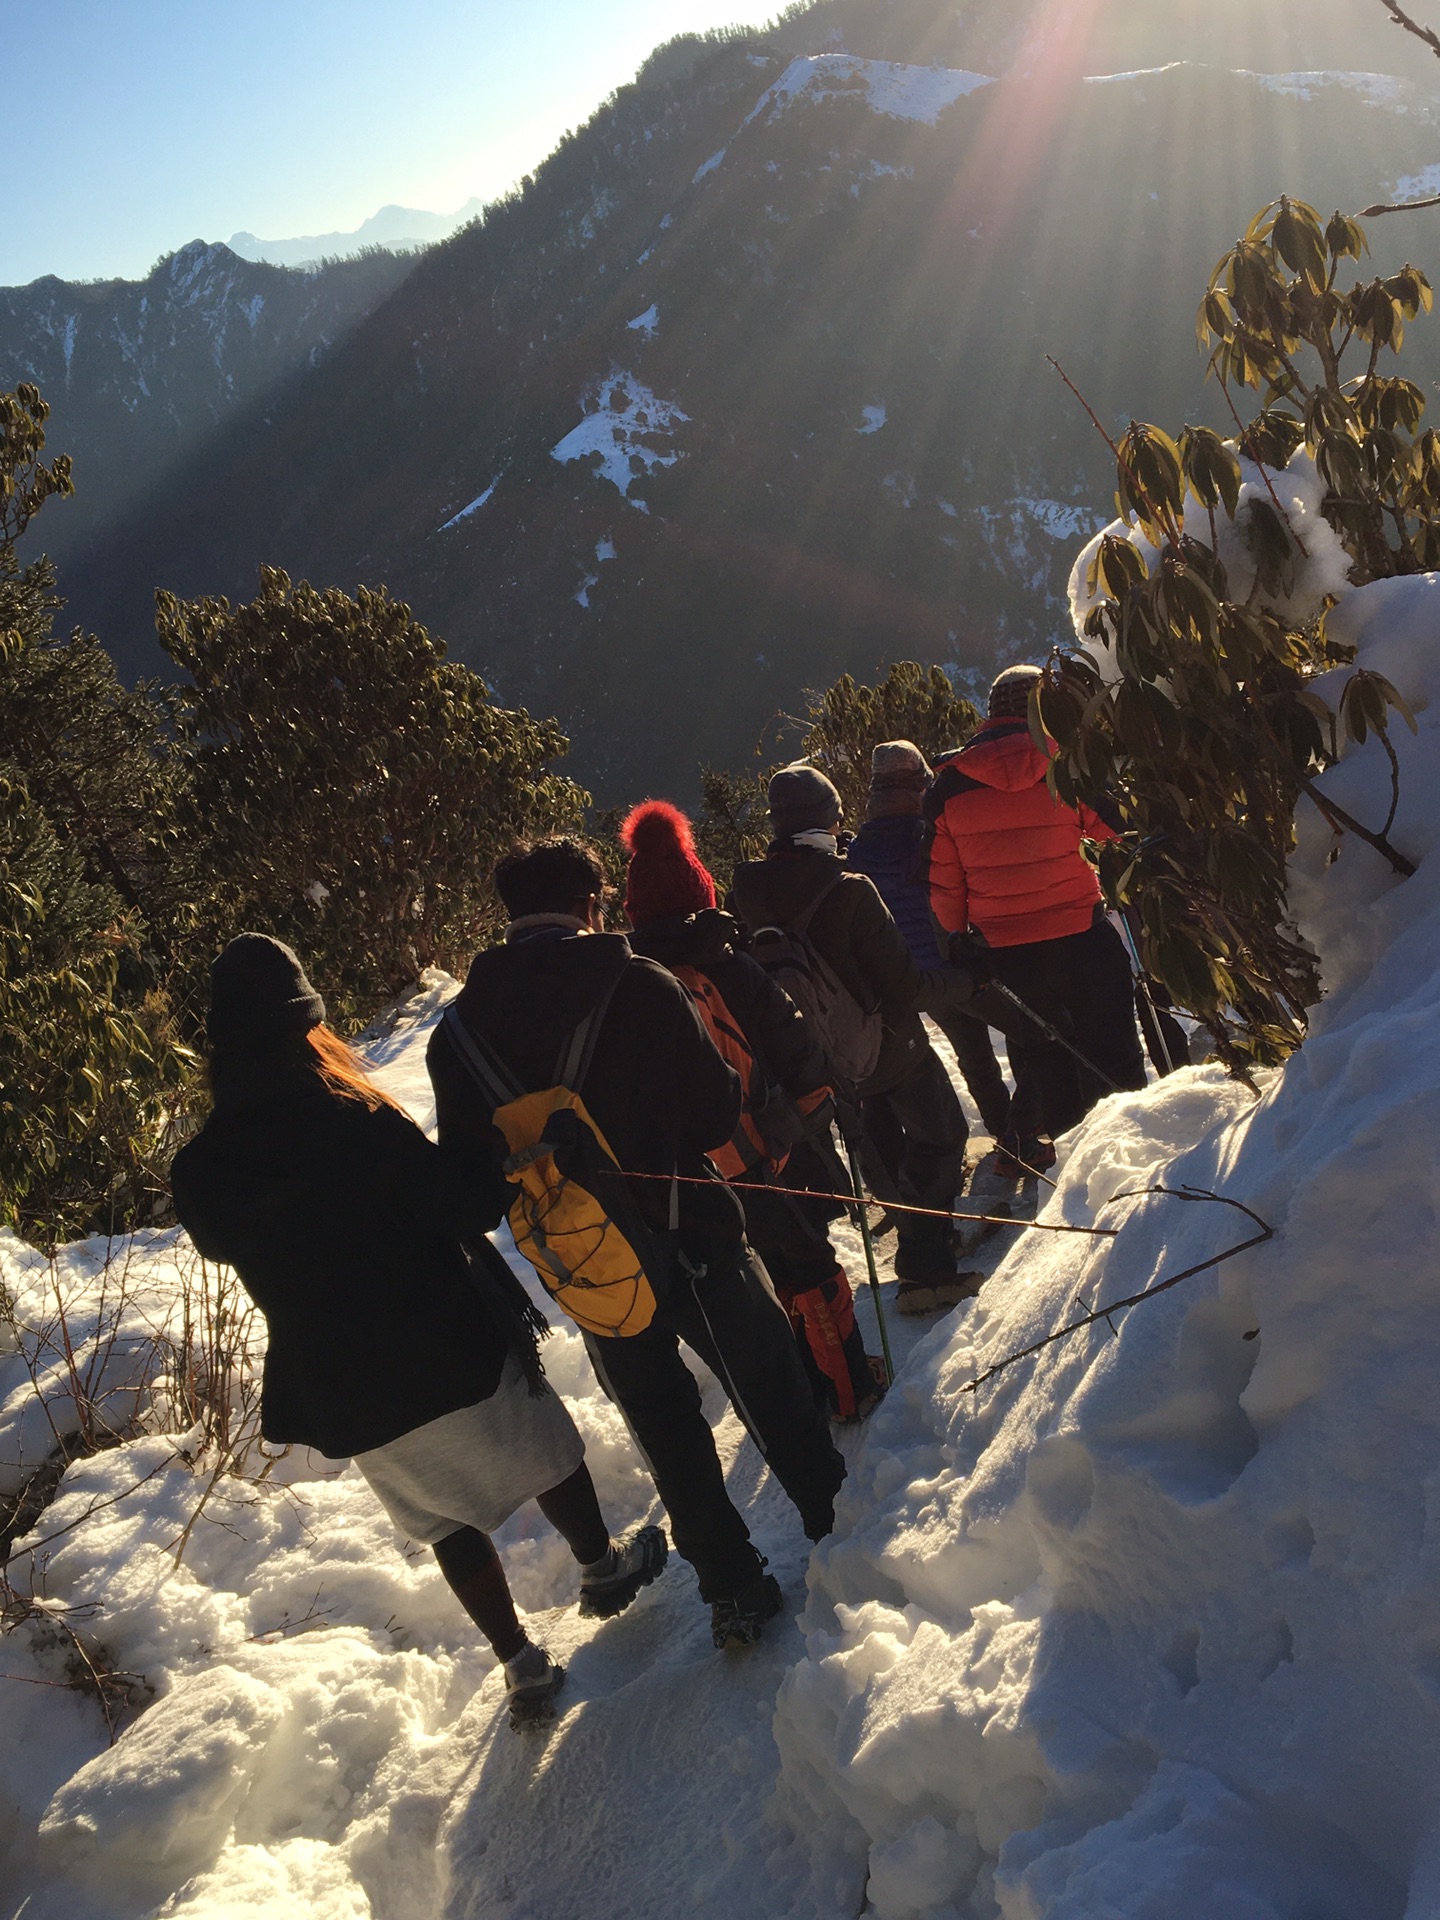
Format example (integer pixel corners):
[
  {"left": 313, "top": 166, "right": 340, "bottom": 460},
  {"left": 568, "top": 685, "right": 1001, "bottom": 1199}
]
[
  {"left": 729, "top": 848, "right": 927, "bottom": 1096},
  {"left": 846, "top": 815, "right": 945, "bottom": 970},
  {"left": 928, "top": 718, "right": 1117, "bottom": 947},
  {"left": 170, "top": 1064, "right": 518, "bottom": 1457},
  {"left": 629, "top": 910, "right": 831, "bottom": 1104},
  {"left": 428, "top": 927, "right": 746, "bottom": 1258}
]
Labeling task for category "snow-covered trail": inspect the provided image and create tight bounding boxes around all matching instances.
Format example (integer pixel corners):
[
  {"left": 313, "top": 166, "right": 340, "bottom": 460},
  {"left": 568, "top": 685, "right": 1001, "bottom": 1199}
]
[
  {"left": 364, "top": 988, "right": 1023, "bottom": 1920},
  {"left": 0, "top": 970, "right": 1026, "bottom": 1920}
]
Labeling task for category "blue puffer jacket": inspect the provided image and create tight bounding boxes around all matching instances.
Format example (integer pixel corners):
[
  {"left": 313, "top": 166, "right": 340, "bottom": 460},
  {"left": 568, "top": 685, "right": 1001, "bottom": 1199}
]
[{"left": 846, "top": 815, "right": 944, "bottom": 970}]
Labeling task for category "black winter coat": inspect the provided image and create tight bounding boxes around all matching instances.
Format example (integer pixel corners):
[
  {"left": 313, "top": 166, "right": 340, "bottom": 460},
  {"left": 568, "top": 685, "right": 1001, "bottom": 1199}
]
[
  {"left": 171, "top": 1065, "right": 518, "bottom": 1457},
  {"left": 629, "top": 910, "right": 831, "bottom": 1103},
  {"left": 428, "top": 927, "right": 746, "bottom": 1258},
  {"left": 730, "top": 848, "right": 928, "bottom": 1096}
]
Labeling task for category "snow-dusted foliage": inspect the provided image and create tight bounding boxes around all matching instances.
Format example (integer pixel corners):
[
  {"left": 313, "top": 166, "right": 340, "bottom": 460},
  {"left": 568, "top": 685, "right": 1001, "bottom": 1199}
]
[
  {"left": 772, "top": 575, "right": 1440, "bottom": 1918},
  {"left": 1067, "top": 449, "right": 1354, "bottom": 643}
]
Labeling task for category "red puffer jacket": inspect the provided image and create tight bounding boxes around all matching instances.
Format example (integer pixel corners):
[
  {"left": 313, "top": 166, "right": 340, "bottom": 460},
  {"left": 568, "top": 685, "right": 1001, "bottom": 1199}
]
[{"left": 928, "top": 718, "right": 1117, "bottom": 947}]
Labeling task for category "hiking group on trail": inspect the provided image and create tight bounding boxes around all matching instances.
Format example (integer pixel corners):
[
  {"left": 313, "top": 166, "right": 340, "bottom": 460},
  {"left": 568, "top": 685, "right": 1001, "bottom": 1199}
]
[{"left": 171, "top": 664, "right": 1177, "bottom": 1730}]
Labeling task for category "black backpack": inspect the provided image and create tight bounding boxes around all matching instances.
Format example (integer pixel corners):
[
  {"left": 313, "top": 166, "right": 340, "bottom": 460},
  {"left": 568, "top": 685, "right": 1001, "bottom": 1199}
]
[{"left": 749, "top": 875, "right": 883, "bottom": 1093}]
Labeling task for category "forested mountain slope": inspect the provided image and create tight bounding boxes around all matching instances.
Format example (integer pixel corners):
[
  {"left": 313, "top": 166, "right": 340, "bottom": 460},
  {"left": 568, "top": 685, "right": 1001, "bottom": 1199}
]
[
  {"left": 0, "top": 244, "right": 413, "bottom": 566},
  {"left": 25, "top": 0, "right": 1440, "bottom": 794}
]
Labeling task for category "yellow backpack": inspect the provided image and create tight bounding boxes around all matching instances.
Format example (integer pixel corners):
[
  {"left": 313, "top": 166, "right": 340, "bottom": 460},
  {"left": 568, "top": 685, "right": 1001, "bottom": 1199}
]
[{"left": 441, "top": 981, "right": 673, "bottom": 1339}]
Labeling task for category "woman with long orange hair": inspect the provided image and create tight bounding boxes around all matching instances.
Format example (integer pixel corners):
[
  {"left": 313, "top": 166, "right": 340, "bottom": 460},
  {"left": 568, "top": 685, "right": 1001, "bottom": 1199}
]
[{"left": 171, "top": 933, "right": 665, "bottom": 1728}]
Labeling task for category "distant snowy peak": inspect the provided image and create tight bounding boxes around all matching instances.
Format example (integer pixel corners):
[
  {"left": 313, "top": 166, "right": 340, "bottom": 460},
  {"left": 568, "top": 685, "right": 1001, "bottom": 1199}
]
[{"left": 228, "top": 199, "right": 484, "bottom": 269}]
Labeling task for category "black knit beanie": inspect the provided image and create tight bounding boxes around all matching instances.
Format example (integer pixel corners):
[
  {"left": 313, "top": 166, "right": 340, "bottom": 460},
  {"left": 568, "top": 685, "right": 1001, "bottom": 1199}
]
[
  {"left": 987, "top": 664, "right": 1044, "bottom": 720},
  {"left": 208, "top": 933, "right": 326, "bottom": 1051},
  {"left": 768, "top": 762, "right": 843, "bottom": 838}
]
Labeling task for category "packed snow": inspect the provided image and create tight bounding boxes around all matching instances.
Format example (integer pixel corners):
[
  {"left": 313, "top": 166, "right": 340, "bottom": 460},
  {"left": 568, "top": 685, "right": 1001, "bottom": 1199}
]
[
  {"left": 7, "top": 561, "right": 1440, "bottom": 1915},
  {"left": 551, "top": 369, "right": 689, "bottom": 507}
]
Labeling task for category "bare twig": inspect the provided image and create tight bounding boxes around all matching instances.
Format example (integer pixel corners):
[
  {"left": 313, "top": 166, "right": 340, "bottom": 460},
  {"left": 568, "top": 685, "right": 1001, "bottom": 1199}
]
[
  {"left": 1300, "top": 776, "right": 1417, "bottom": 875},
  {"left": 1359, "top": 192, "right": 1440, "bottom": 219},
  {"left": 1374, "top": 0, "right": 1440, "bottom": 60},
  {"left": 961, "top": 1186, "right": 1275, "bottom": 1397}
]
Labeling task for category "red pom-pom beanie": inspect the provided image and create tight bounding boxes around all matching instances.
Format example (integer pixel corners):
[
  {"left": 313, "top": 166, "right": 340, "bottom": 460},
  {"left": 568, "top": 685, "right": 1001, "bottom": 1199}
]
[{"left": 619, "top": 800, "right": 717, "bottom": 927}]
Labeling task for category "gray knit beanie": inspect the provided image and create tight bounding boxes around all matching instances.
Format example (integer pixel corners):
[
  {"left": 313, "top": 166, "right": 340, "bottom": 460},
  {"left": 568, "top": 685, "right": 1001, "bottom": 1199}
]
[
  {"left": 987, "top": 664, "right": 1044, "bottom": 719},
  {"left": 768, "top": 762, "right": 843, "bottom": 838},
  {"left": 208, "top": 932, "right": 326, "bottom": 1051},
  {"left": 869, "top": 740, "right": 931, "bottom": 791}
]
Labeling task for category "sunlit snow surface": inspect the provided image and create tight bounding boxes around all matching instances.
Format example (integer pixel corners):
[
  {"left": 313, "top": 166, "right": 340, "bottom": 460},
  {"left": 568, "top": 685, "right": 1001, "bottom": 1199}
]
[
  {"left": 550, "top": 368, "right": 689, "bottom": 507},
  {"left": 8, "top": 580, "right": 1440, "bottom": 1912}
]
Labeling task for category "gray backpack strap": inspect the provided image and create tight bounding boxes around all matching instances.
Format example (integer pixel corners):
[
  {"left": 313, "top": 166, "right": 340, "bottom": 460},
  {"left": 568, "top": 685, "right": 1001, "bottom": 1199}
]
[
  {"left": 790, "top": 871, "right": 848, "bottom": 937},
  {"left": 562, "top": 967, "right": 627, "bottom": 1092},
  {"left": 442, "top": 1002, "right": 526, "bottom": 1107}
]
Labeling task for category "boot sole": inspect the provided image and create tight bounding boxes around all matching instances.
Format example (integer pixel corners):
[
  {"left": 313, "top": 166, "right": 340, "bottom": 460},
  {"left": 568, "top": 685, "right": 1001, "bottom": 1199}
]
[
  {"left": 507, "top": 1665, "right": 566, "bottom": 1731},
  {"left": 577, "top": 1528, "right": 669, "bottom": 1619}
]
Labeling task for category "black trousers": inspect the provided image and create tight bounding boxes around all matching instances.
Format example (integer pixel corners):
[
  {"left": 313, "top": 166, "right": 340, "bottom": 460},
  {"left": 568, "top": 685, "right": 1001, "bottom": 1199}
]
[
  {"left": 584, "top": 1249, "right": 846, "bottom": 1603},
  {"left": 862, "top": 1044, "right": 968, "bottom": 1269},
  {"left": 990, "top": 918, "right": 1148, "bottom": 1141}
]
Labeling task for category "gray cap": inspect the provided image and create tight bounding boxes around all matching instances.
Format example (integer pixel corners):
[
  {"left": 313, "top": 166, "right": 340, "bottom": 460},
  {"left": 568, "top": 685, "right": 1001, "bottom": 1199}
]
[
  {"left": 869, "top": 740, "right": 931, "bottom": 790},
  {"left": 208, "top": 932, "right": 326, "bottom": 1051},
  {"left": 768, "top": 762, "right": 843, "bottom": 838}
]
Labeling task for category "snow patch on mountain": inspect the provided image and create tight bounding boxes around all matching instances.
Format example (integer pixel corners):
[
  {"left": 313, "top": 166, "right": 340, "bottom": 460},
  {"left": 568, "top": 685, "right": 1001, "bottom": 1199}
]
[
  {"left": 627, "top": 304, "right": 659, "bottom": 338},
  {"left": 551, "top": 370, "right": 689, "bottom": 506},
  {"left": 439, "top": 474, "right": 503, "bottom": 531},
  {"left": 1248, "top": 68, "right": 1410, "bottom": 106},
  {"left": 857, "top": 404, "right": 887, "bottom": 435},
  {"left": 743, "top": 54, "right": 994, "bottom": 133},
  {"left": 975, "top": 497, "right": 1106, "bottom": 594},
  {"left": 1394, "top": 162, "right": 1440, "bottom": 201}
]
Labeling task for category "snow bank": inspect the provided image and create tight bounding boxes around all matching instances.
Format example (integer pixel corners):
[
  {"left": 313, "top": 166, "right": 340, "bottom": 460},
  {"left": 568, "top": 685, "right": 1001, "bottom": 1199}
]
[
  {"left": 772, "top": 574, "right": 1440, "bottom": 1917},
  {"left": 1067, "top": 449, "right": 1354, "bottom": 641},
  {"left": 551, "top": 367, "right": 689, "bottom": 508}
]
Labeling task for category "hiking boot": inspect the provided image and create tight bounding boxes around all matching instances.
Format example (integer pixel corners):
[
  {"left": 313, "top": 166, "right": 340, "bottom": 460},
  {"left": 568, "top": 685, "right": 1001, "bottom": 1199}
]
[
  {"left": 992, "top": 1133, "right": 1057, "bottom": 1182},
  {"left": 894, "top": 1268, "right": 984, "bottom": 1316},
  {"left": 503, "top": 1639, "right": 565, "bottom": 1730},
  {"left": 578, "top": 1523, "right": 669, "bottom": 1619},
  {"left": 834, "top": 1352, "right": 890, "bottom": 1424},
  {"left": 711, "top": 1571, "right": 784, "bottom": 1650}
]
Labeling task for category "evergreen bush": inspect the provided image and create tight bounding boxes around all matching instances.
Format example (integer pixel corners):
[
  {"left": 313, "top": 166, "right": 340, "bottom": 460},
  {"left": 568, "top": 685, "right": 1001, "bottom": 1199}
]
[
  {"left": 1042, "top": 199, "right": 1428, "bottom": 1070},
  {"left": 158, "top": 567, "right": 588, "bottom": 1025}
]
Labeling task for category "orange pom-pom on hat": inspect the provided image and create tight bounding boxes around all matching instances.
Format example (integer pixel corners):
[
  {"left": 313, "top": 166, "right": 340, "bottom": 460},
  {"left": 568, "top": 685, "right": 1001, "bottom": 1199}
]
[{"left": 619, "top": 800, "right": 717, "bottom": 927}]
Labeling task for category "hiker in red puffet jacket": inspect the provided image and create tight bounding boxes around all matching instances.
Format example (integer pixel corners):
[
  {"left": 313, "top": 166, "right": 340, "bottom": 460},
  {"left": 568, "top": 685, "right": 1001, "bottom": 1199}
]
[
  {"left": 619, "top": 800, "right": 887, "bottom": 1423},
  {"left": 928, "top": 664, "right": 1146, "bottom": 1173}
]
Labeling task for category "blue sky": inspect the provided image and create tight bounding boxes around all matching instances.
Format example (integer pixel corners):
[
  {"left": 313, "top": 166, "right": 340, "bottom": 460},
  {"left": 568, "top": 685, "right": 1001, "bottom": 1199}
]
[{"left": 6, "top": 0, "right": 754, "bottom": 286}]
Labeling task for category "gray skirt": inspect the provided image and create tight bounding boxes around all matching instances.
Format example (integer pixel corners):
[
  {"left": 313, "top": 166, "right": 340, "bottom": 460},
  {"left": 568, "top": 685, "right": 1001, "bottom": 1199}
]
[{"left": 354, "top": 1354, "right": 586, "bottom": 1545}]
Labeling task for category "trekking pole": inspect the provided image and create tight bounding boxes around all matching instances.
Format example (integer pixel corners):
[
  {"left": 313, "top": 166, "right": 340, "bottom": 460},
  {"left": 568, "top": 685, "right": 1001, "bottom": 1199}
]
[
  {"left": 839, "top": 1120, "right": 895, "bottom": 1388},
  {"left": 1115, "top": 913, "right": 1178, "bottom": 1077},
  {"left": 987, "top": 981, "right": 1125, "bottom": 1095}
]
